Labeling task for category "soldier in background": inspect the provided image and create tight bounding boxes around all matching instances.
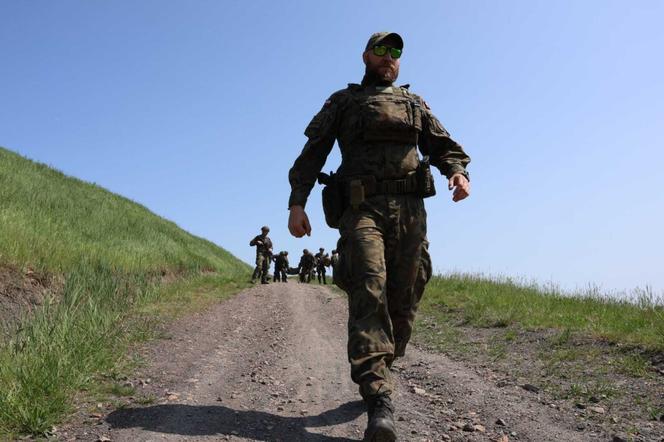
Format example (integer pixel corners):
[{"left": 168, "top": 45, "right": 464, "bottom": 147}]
[
  {"left": 314, "top": 247, "right": 329, "bottom": 284},
  {"left": 272, "top": 252, "right": 281, "bottom": 282},
  {"left": 287, "top": 32, "right": 471, "bottom": 441},
  {"left": 249, "top": 226, "right": 273, "bottom": 284},
  {"left": 330, "top": 249, "right": 340, "bottom": 284},
  {"left": 298, "top": 249, "right": 315, "bottom": 283},
  {"left": 273, "top": 251, "right": 289, "bottom": 282}
]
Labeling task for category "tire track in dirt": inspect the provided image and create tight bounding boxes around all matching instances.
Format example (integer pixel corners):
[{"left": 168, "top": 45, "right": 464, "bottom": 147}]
[{"left": 65, "top": 281, "right": 606, "bottom": 441}]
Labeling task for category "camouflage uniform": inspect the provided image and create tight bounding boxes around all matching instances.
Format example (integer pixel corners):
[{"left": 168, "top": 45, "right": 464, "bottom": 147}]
[
  {"left": 330, "top": 250, "right": 340, "bottom": 284},
  {"left": 314, "top": 250, "right": 329, "bottom": 284},
  {"left": 298, "top": 251, "right": 315, "bottom": 283},
  {"left": 273, "top": 252, "right": 289, "bottom": 282},
  {"left": 288, "top": 48, "right": 470, "bottom": 400},
  {"left": 250, "top": 233, "right": 273, "bottom": 283}
]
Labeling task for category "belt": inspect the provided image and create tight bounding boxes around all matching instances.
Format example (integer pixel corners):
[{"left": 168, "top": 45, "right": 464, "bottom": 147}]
[
  {"left": 375, "top": 174, "right": 418, "bottom": 195},
  {"left": 349, "top": 173, "right": 418, "bottom": 196}
]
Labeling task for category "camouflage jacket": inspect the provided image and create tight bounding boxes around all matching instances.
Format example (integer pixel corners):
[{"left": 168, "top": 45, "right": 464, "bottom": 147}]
[
  {"left": 315, "top": 252, "right": 330, "bottom": 268},
  {"left": 288, "top": 83, "right": 471, "bottom": 208},
  {"left": 249, "top": 235, "right": 272, "bottom": 257},
  {"left": 274, "top": 254, "right": 289, "bottom": 270},
  {"left": 299, "top": 253, "right": 315, "bottom": 270}
]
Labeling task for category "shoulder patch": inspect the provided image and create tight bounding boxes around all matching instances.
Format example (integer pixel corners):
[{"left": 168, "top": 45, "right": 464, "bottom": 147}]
[{"left": 421, "top": 99, "right": 430, "bottom": 110}]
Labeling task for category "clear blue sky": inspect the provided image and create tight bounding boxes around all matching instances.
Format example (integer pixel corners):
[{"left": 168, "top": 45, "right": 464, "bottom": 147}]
[{"left": 2, "top": 1, "right": 663, "bottom": 296}]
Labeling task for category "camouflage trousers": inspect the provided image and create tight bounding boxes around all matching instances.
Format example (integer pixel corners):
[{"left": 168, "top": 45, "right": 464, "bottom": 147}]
[
  {"left": 252, "top": 254, "right": 270, "bottom": 282},
  {"left": 335, "top": 194, "right": 432, "bottom": 400},
  {"left": 273, "top": 267, "right": 288, "bottom": 282},
  {"left": 299, "top": 266, "right": 313, "bottom": 283},
  {"left": 316, "top": 266, "right": 327, "bottom": 284}
]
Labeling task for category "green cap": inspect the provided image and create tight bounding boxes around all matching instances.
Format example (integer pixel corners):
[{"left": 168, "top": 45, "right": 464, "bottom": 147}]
[{"left": 365, "top": 32, "right": 403, "bottom": 51}]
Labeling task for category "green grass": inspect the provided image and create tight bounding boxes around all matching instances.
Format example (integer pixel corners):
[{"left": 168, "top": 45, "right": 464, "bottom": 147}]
[
  {"left": 0, "top": 147, "right": 251, "bottom": 436},
  {"left": 415, "top": 274, "right": 664, "bottom": 425},
  {"left": 563, "top": 381, "right": 618, "bottom": 401},
  {"left": 419, "top": 273, "right": 664, "bottom": 351},
  {"left": 0, "top": 147, "right": 248, "bottom": 275}
]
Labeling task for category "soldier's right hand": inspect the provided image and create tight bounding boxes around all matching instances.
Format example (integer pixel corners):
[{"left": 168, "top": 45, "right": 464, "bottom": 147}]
[{"left": 288, "top": 205, "right": 312, "bottom": 237}]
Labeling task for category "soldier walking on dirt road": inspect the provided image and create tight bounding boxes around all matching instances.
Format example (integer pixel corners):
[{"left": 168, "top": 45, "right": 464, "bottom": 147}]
[
  {"left": 249, "top": 226, "right": 273, "bottom": 284},
  {"left": 273, "top": 251, "right": 289, "bottom": 282},
  {"left": 287, "top": 31, "right": 471, "bottom": 441},
  {"left": 314, "top": 247, "right": 329, "bottom": 284},
  {"left": 298, "top": 249, "right": 315, "bottom": 283}
]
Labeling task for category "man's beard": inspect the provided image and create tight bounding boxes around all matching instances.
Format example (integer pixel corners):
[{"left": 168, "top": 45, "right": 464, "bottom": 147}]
[{"left": 364, "top": 61, "right": 399, "bottom": 86}]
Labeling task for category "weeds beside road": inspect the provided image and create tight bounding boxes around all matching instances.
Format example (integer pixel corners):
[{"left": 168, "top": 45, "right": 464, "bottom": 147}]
[
  {"left": 0, "top": 269, "right": 247, "bottom": 437},
  {"left": 421, "top": 273, "right": 663, "bottom": 351},
  {"left": 0, "top": 147, "right": 250, "bottom": 437},
  {"left": 416, "top": 274, "right": 664, "bottom": 440}
]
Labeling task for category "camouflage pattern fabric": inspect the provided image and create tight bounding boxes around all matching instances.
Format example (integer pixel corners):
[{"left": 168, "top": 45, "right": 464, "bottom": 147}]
[
  {"left": 330, "top": 252, "right": 340, "bottom": 284},
  {"left": 314, "top": 252, "right": 328, "bottom": 284},
  {"left": 334, "top": 194, "right": 431, "bottom": 398},
  {"left": 288, "top": 84, "right": 470, "bottom": 209},
  {"left": 252, "top": 253, "right": 271, "bottom": 282},
  {"left": 298, "top": 252, "right": 315, "bottom": 283},
  {"left": 250, "top": 234, "right": 273, "bottom": 256},
  {"left": 288, "top": 81, "right": 469, "bottom": 399},
  {"left": 250, "top": 234, "right": 273, "bottom": 282},
  {"left": 273, "top": 253, "right": 289, "bottom": 282}
]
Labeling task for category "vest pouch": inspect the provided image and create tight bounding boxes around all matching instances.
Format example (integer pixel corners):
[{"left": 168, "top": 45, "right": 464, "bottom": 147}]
[
  {"left": 415, "top": 156, "right": 437, "bottom": 198},
  {"left": 318, "top": 172, "right": 346, "bottom": 228},
  {"left": 360, "top": 95, "right": 418, "bottom": 143}
]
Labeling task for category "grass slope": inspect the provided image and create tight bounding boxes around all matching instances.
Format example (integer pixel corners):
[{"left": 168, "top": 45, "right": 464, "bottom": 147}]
[
  {"left": 415, "top": 274, "right": 664, "bottom": 436},
  {"left": 420, "top": 274, "right": 663, "bottom": 351},
  {"left": 0, "top": 147, "right": 250, "bottom": 436},
  {"left": 0, "top": 147, "right": 246, "bottom": 275}
]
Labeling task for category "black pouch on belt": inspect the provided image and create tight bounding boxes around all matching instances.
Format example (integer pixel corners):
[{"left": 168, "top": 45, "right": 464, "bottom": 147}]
[
  {"left": 317, "top": 171, "right": 346, "bottom": 228},
  {"left": 415, "top": 156, "right": 437, "bottom": 198}
]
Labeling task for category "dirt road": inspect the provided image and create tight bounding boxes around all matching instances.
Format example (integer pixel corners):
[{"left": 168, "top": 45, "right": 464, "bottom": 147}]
[{"left": 67, "top": 281, "right": 614, "bottom": 441}]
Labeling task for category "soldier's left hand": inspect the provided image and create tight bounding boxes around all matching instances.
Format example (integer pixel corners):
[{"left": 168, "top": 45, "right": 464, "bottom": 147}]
[{"left": 448, "top": 173, "right": 470, "bottom": 202}]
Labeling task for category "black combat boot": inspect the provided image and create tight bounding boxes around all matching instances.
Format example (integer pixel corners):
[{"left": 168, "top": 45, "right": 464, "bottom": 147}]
[{"left": 363, "top": 394, "right": 397, "bottom": 441}]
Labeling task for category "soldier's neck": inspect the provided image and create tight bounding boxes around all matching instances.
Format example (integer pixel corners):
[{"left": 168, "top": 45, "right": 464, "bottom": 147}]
[{"left": 361, "top": 71, "right": 394, "bottom": 88}]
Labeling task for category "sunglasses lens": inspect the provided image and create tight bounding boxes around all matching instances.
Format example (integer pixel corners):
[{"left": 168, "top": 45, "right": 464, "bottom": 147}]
[
  {"left": 389, "top": 48, "right": 402, "bottom": 59},
  {"left": 373, "top": 45, "right": 387, "bottom": 56}
]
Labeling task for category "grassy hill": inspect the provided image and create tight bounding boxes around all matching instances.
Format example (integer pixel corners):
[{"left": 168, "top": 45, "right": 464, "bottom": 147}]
[
  {"left": 0, "top": 147, "right": 250, "bottom": 436},
  {"left": 0, "top": 147, "right": 246, "bottom": 275}
]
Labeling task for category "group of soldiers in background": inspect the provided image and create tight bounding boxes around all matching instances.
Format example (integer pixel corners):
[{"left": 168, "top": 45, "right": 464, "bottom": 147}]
[
  {"left": 249, "top": 226, "right": 339, "bottom": 285},
  {"left": 296, "top": 247, "right": 339, "bottom": 284}
]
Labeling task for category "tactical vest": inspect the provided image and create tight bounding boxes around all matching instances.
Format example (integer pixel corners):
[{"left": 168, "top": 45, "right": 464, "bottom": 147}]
[
  {"left": 335, "top": 84, "right": 424, "bottom": 181},
  {"left": 346, "top": 84, "right": 422, "bottom": 145}
]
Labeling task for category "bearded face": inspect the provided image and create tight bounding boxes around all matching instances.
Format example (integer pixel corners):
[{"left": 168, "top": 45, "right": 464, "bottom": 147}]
[{"left": 363, "top": 50, "right": 400, "bottom": 84}]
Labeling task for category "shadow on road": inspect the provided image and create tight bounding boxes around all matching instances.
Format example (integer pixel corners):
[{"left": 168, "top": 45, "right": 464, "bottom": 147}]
[{"left": 106, "top": 400, "right": 365, "bottom": 441}]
